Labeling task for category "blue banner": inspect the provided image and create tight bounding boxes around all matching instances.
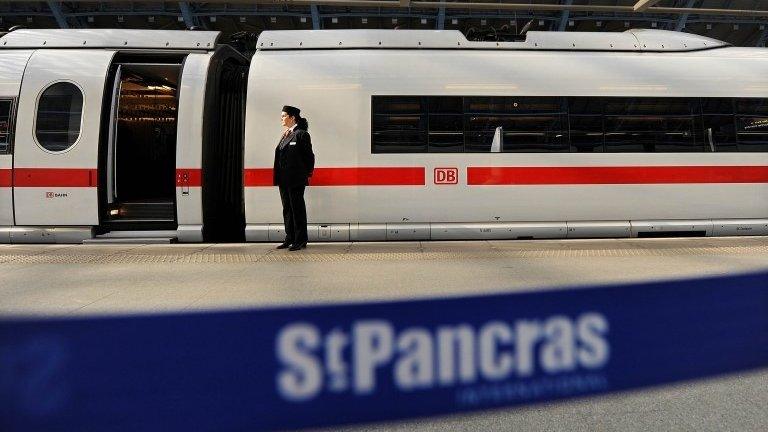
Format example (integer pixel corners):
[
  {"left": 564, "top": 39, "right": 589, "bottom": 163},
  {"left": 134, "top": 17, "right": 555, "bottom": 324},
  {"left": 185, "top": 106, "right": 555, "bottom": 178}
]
[{"left": 1, "top": 271, "right": 768, "bottom": 431}]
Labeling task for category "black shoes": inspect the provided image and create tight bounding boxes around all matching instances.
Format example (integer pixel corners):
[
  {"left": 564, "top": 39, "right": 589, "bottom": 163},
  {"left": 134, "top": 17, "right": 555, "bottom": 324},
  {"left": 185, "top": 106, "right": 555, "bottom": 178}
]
[
  {"left": 277, "top": 241, "right": 307, "bottom": 251},
  {"left": 288, "top": 242, "right": 307, "bottom": 251}
]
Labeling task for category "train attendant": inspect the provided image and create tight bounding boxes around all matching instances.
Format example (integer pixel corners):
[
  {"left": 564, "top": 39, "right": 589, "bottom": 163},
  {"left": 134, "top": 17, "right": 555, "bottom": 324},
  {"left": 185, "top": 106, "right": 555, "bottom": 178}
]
[{"left": 274, "top": 105, "right": 314, "bottom": 251}]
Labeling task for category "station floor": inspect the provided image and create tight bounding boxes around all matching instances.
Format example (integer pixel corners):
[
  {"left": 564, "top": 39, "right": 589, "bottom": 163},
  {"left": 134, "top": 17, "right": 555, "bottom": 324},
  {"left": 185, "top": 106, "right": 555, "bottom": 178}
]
[{"left": 1, "top": 236, "right": 767, "bottom": 431}]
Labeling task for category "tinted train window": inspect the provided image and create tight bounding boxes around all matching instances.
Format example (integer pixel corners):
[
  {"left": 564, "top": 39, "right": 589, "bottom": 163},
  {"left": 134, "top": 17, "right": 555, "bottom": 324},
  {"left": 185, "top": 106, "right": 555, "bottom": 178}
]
[
  {"left": 465, "top": 97, "right": 568, "bottom": 153},
  {"left": 372, "top": 96, "right": 426, "bottom": 153},
  {"left": 372, "top": 96, "right": 768, "bottom": 153},
  {"left": 0, "top": 99, "right": 13, "bottom": 154},
  {"left": 736, "top": 116, "right": 768, "bottom": 152},
  {"left": 35, "top": 82, "right": 83, "bottom": 152},
  {"left": 569, "top": 115, "right": 604, "bottom": 152},
  {"left": 373, "top": 96, "right": 567, "bottom": 153},
  {"left": 428, "top": 96, "right": 463, "bottom": 152},
  {"left": 602, "top": 98, "right": 703, "bottom": 152},
  {"left": 702, "top": 115, "right": 736, "bottom": 151}
]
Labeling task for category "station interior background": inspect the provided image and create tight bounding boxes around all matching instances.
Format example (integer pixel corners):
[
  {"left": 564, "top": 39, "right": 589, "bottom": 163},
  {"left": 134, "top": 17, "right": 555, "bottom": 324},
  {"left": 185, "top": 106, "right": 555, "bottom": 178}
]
[{"left": 2, "top": 1, "right": 767, "bottom": 56}]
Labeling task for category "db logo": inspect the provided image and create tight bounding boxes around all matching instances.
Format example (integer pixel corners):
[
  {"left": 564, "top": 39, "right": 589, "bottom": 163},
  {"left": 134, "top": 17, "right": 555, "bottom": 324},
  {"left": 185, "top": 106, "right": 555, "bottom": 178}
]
[
  {"left": 45, "top": 192, "right": 54, "bottom": 198},
  {"left": 434, "top": 168, "right": 458, "bottom": 185}
]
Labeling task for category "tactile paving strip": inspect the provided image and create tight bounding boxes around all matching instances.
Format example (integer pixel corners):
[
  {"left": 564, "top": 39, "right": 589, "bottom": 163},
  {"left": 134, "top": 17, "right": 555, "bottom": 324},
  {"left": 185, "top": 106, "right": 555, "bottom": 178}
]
[{"left": 0, "top": 240, "right": 766, "bottom": 264}]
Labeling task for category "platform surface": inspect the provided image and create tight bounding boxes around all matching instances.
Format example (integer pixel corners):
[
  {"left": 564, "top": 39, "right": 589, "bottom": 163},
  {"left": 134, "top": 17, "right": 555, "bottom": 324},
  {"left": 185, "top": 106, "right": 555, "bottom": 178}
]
[{"left": 1, "top": 236, "right": 767, "bottom": 431}]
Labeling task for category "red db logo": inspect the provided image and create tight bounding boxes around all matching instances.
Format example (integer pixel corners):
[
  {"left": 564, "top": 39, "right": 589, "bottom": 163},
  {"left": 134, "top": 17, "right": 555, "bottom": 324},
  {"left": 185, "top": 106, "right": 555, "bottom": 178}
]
[{"left": 434, "top": 168, "right": 458, "bottom": 185}]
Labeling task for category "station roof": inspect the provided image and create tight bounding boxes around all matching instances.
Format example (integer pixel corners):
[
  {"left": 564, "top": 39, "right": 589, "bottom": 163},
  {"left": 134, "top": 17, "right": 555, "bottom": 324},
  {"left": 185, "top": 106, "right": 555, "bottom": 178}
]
[{"left": 256, "top": 28, "right": 729, "bottom": 52}]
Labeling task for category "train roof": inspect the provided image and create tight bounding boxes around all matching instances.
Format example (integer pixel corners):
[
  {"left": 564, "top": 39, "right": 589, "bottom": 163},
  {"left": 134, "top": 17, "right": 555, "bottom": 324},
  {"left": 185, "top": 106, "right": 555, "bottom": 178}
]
[
  {"left": 256, "top": 29, "right": 729, "bottom": 53},
  {"left": 0, "top": 29, "right": 221, "bottom": 50}
]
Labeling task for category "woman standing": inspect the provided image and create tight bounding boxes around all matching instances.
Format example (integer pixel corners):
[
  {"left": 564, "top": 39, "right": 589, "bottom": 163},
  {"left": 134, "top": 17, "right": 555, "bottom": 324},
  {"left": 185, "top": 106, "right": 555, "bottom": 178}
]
[{"left": 273, "top": 105, "right": 314, "bottom": 251}]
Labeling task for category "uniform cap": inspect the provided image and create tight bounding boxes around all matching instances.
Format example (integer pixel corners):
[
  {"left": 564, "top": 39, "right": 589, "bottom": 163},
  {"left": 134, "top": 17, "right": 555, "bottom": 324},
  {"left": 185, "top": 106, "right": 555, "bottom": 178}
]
[{"left": 282, "top": 105, "right": 301, "bottom": 118}]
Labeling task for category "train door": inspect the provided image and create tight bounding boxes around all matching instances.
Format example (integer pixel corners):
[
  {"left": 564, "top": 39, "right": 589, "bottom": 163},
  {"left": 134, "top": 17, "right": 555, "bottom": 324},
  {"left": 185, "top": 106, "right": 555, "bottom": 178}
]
[
  {"left": 0, "top": 98, "right": 16, "bottom": 240},
  {"left": 175, "top": 48, "right": 248, "bottom": 242},
  {"left": 101, "top": 59, "right": 182, "bottom": 231},
  {"left": 13, "top": 50, "right": 115, "bottom": 227}
]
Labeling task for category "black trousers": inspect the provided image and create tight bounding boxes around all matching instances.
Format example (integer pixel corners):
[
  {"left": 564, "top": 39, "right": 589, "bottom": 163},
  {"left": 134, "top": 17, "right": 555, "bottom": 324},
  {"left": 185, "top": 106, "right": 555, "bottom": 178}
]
[{"left": 278, "top": 184, "right": 308, "bottom": 244}]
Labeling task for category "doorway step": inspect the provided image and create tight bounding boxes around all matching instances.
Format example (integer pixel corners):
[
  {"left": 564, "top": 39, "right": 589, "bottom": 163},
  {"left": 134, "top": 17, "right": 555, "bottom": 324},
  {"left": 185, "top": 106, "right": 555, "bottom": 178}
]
[{"left": 83, "top": 230, "right": 177, "bottom": 244}]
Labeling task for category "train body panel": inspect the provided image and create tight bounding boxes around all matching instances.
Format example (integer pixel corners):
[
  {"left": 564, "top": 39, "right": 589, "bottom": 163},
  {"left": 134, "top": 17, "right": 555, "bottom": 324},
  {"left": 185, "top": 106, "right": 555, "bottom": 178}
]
[
  {"left": 175, "top": 52, "right": 214, "bottom": 242},
  {"left": 243, "top": 43, "right": 768, "bottom": 237},
  {"left": 0, "top": 29, "right": 248, "bottom": 243},
  {"left": 13, "top": 49, "right": 114, "bottom": 226},
  {"left": 0, "top": 156, "right": 11, "bottom": 228},
  {"left": 0, "top": 51, "right": 32, "bottom": 229}
]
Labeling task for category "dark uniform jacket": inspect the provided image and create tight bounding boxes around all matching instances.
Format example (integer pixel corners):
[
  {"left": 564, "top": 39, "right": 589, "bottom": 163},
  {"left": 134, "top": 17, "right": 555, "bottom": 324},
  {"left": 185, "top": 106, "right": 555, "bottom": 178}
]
[{"left": 273, "top": 128, "right": 315, "bottom": 187}]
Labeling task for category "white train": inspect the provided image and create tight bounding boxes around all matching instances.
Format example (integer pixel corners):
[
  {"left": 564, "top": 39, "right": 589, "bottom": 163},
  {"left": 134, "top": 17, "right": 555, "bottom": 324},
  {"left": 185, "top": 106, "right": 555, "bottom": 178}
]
[{"left": 0, "top": 28, "right": 766, "bottom": 243}]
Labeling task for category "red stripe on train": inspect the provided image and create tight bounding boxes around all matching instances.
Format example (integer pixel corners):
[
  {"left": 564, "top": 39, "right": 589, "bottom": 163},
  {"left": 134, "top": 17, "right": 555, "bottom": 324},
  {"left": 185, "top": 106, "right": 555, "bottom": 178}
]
[
  {"left": 244, "top": 167, "right": 426, "bottom": 186},
  {"left": 13, "top": 168, "right": 98, "bottom": 187},
  {"left": 0, "top": 169, "right": 11, "bottom": 187},
  {"left": 467, "top": 166, "right": 768, "bottom": 185},
  {"left": 175, "top": 168, "right": 202, "bottom": 187}
]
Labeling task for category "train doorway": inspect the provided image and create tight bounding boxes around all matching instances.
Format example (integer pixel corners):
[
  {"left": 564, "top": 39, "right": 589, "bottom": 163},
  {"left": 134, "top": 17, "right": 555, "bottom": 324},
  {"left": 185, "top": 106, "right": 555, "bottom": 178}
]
[{"left": 101, "top": 62, "right": 181, "bottom": 231}]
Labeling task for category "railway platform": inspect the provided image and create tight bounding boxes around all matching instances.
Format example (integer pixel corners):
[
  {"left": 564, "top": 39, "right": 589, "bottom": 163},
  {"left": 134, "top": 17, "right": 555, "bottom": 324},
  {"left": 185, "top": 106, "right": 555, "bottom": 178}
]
[{"left": 1, "top": 236, "right": 767, "bottom": 431}]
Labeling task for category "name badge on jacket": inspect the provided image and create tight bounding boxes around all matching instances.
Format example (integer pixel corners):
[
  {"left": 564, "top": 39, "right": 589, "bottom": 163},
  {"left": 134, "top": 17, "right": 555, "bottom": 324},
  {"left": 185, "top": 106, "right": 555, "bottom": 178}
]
[{"left": 289, "top": 141, "right": 297, "bottom": 146}]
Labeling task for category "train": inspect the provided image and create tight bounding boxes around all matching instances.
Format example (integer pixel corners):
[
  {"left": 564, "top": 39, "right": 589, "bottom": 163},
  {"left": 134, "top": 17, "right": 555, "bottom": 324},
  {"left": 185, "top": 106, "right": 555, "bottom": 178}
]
[{"left": 0, "top": 27, "right": 766, "bottom": 243}]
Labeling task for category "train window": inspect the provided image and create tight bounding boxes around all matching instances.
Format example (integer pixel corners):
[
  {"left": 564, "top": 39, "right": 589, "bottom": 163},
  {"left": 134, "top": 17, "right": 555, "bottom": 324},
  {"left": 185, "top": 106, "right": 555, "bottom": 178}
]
[
  {"left": 464, "top": 116, "right": 495, "bottom": 152},
  {"left": 465, "top": 96, "right": 563, "bottom": 114},
  {"left": 568, "top": 97, "right": 603, "bottom": 116},
  {"left": 604, "top": 116, "right": 700, "bottom": 152},
  {"left": 604, "top": 97, "right": 695, "bottom": 116},
  {"left": 569, "top": 115, "right": 604, "bottom": 152},
  {"left": 702, "top": 114, "right": 737, "bottom": 152},
  {"left": 736, "top": 98, "right": 768, "bottom": 116},
  {"left": 736, "top": 116, "right": 768, "bottom": 152},
  {"left": 702, "top": 98, "right": 734, "bottom": 115},
  {"left": 428, "top": 114, "right": 463, "bottom": 152},
  {"left": 373, "top": 96, "right": 425, "bottom": 115},
  {"left": 603, "top": 98, "right": 702, "bottom": 152},
  {"left": 372, "top": 96, "right": 427, "bottom": 153},
  {"left": 373, "top": 96, "right": 768, "bottom": 154},
  {"left": 0, "top": 99, "right": 13, "bottom": 154},
  {"left": 501, "top": 115, "right": 568, "bottom": 153},
  {"left": 464, "top": 97, "right": 567, "bottom": 152},
  {"left": 428, "top": 96, "right": 462, "bottom": 114},
  {"left": 735, "top": 99, "right": 768, "bottom": 151},
  {"left": 426, "top": 97, "right": 462, "bottom": 152},
  {"left": 35, "top": 82, "right": 83, "bottom": 152}
]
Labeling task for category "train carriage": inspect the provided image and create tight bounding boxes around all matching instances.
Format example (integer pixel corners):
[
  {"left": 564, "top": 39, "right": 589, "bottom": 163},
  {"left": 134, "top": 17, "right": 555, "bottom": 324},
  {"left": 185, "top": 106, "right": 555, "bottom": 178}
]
[
  {"left": 0, "top": 29, "right": 247, "bottom": 243},
  {"left": 0, "top": 28, "right": 767, "bottom": 243},
  {"left": 244, "top": 29, "right": 768, "bottom": 241}
]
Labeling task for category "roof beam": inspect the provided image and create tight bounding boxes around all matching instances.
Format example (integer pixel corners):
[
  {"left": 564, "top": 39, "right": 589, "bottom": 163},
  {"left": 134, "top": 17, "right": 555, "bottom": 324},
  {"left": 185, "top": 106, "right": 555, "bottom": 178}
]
[
  {"left": 310, "top": 4, "right": 321, "bottom": 29},
  {"left": 674, "top": 0, "right": 697, "bottom": 31},
  {"left": 557, "top": 0, "right": 573, "bottom": 32},
  {"left": 634, "top": 0, "right": 662, "bottom": 12},
  {"left": 46, "top": 1, "right": 70, "bottom": 29},
  {"left": 179, "top": 1, "right": 196, "bottom": 29}
]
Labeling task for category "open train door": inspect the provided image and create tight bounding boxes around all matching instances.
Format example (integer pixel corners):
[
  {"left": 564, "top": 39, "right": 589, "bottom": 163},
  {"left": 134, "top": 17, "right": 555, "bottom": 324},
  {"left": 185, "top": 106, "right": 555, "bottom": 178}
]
[
  {"left": 174, "top": 47, "right": 248, "bottom": 242},
  {"left": 100, "top": 56, "right": 183, "bottom": 234},
  {"left": 13, "top": 49, "right": 115, "bottom": 241}
]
